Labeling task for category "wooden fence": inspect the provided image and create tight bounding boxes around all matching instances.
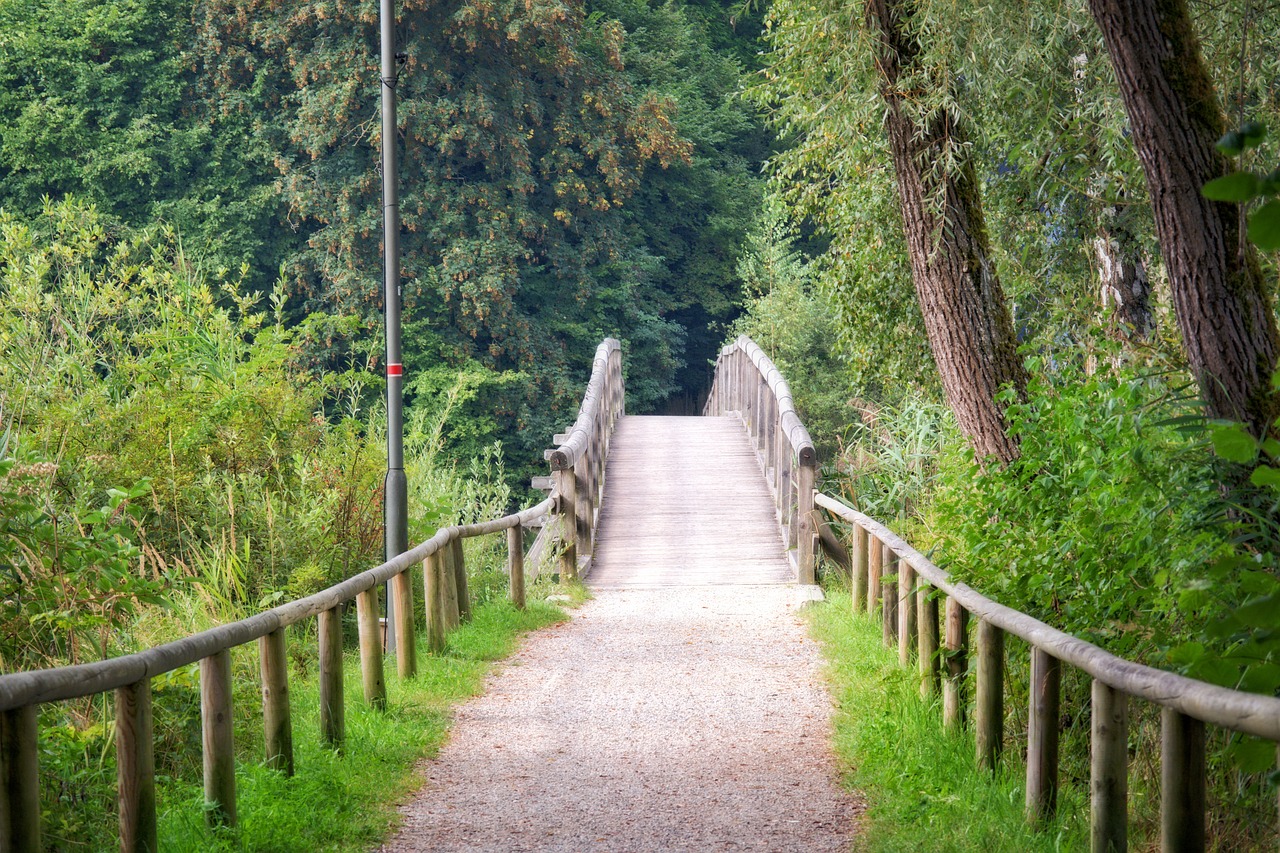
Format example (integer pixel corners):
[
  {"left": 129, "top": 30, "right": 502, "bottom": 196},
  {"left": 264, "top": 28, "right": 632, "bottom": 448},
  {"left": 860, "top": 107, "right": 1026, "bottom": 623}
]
[
  {"left": 704, "top": 335, "right": 818, "bottom": 583},
  {"left": 816, "top": 493, "right": 1280, "bottom": 852},
  {"left": 0, "top": 337, "right": 625, "bottom": 853}
]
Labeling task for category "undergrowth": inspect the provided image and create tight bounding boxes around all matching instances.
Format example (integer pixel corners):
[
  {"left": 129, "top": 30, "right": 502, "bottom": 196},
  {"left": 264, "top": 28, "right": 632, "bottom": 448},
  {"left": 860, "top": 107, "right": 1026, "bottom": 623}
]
[{"left": 807, "top": 598, "right": 1091, "bottom": 853}]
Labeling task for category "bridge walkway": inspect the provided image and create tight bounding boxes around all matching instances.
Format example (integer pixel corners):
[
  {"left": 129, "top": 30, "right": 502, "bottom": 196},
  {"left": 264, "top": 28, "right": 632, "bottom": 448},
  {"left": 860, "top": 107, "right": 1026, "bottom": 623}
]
[{"left": 384, "top": 415, "right": 857, "bottom": 851}]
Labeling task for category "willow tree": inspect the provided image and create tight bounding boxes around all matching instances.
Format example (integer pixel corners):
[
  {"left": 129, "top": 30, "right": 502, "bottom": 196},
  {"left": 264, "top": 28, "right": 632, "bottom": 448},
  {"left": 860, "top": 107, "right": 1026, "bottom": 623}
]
[
  {"left": 1088, "top": 0, "right": 1280, "bottom": 437},
  {"left": 863, "top": 0, "right": 1028, "bottom": 464}
]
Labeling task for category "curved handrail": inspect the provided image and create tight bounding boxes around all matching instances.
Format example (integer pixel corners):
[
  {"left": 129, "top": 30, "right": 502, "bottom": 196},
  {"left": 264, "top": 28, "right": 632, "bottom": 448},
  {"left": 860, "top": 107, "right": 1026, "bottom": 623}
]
[
  {"left": 705, "top": 335, "right": 815, "bottom": 464},
  {"left": 816, "top": 492, "right": 1280, "bottom": 740},
  {"left": 703, "top": 335, "right": 818, "bottom": 583},
  {"left": 549, "top": 338, "right": 622, "bottom": 471}
]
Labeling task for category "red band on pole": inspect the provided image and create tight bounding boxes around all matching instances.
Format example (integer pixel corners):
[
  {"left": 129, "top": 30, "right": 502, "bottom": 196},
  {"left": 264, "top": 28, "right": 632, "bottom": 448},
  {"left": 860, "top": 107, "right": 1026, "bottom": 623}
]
[{"left": 386, "top": 363, "right": 403, "bottom": 377}]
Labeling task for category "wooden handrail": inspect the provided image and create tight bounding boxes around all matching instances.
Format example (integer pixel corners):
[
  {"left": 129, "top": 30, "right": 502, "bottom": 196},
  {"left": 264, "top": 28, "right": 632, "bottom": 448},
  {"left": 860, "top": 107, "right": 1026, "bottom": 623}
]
[
  {"left": 704, "top": 335, "right": 818, "bottom": 583},
  {"left": 0, "top": 336, "right": 617, "bottom": 853},
  {"left": 816, "top": 490, "right": 1280, "bottom": 844},
  {"left": 547, "top": 337, "right": 625, "bottom": 582}
]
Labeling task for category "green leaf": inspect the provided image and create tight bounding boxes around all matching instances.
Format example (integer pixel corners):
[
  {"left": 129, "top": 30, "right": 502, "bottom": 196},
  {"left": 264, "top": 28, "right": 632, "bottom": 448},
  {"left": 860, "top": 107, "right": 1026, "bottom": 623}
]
[
  {"left": 1202, "top": 172, "right": 1260, "bottom": 202},
  {"left": 1210, "top": 423, "right": 1258, "bottom": 462},
  {"left": 1216, "top": 131, "right": 1245, "bottom": 157},
  {"left": 1247, "top": 199, "right": 1280, "bottom": 251},
  {"left": 1228, "top": 735, "right": 1277, "bottom": 774},
  {"left": 1236, "top": 593, "right": 1280, "bottom": 627},
  {"left": 1250, "top": 465, "right": 1280, "bottom": 489},
  {"left": 1260, "top": 169, "right": 1280, "bottom": 197}
]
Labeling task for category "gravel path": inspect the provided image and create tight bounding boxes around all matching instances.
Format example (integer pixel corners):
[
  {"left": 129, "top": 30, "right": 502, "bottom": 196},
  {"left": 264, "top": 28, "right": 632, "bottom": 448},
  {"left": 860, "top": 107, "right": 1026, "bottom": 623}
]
[{"left": 382, "top": 585, "right": 861, "bottom": 852}]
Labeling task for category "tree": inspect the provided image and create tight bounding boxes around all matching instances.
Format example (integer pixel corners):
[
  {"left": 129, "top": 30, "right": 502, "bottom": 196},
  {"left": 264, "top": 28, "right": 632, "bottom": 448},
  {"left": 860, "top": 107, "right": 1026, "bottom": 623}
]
[
  {"left": 864, "top": 0, "right": 1028, "bottom": 464},
  {"left": 1088, "top": 0, "right": 1280, "bottom": 436}
]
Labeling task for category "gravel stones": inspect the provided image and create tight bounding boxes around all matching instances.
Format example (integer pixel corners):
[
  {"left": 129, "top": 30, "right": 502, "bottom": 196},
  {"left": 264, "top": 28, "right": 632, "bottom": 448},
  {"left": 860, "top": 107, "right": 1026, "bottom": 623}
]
[{"left": 383, "top": 585, "right": 860, "bottom": 852}]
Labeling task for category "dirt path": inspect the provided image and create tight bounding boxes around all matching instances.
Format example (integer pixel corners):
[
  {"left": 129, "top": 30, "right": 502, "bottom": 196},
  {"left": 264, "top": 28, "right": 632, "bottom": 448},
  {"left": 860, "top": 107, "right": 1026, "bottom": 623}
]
[{"left": 382, "top": 586, "right": 861, "bottom": 852}]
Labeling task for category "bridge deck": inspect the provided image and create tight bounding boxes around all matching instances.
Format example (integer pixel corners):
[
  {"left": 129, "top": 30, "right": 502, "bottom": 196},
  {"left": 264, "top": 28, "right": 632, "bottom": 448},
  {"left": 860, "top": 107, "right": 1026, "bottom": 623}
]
[{"left": 587, "top": 415, "right": 794, "bottom": 588}]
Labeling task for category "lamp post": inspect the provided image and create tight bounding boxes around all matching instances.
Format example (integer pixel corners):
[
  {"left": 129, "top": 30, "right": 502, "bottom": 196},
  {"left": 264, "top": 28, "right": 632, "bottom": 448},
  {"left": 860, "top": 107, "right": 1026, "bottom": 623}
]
[{"left": 380, "top": 0, "right": 407, "bottom": 654}]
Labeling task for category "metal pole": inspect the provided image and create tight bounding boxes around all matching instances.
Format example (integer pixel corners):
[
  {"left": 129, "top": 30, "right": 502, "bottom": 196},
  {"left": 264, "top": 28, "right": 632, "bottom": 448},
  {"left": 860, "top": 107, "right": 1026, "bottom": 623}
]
[{"left": 381, "top": 0, "right": 407, "bottom": 655}]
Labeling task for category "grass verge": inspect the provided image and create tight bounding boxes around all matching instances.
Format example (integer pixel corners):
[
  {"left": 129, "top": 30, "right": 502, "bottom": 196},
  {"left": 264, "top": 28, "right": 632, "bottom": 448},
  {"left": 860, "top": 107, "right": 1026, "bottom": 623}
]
[
  {"left": 155, "top": 595, "right": 572, "bottom": 851},
  {"left": 807, "top": 599, "right": 1089, "bottom": 852}
]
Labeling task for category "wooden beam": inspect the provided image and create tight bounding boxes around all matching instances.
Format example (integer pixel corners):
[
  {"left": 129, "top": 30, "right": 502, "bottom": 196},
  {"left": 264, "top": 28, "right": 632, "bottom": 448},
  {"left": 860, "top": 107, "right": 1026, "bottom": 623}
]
[
  {"left": 1091, "top": 680, "right": 1128, "bottom": 853},
  {"left": 201, "top": 650, "right": 236, "bottom": 828},
  {"left": 318, "top": 606, "right": 345, "bottom": 750},
  {"left": 116, "top": 679, "right": 156, "bottom": 853},
  {"left": 259, "top": 628, "right": 294, "bottom": 775},
  {"left": 1026, "top": 647, "right": 1060, "bottom": 824}
]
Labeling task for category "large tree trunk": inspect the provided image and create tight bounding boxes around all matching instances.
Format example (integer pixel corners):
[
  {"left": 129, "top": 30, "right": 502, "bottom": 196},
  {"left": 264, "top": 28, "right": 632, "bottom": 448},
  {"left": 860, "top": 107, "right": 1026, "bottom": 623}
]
[
  {"left": 1088, "top": 0, "right": 1279, "bottom": 436},
  {"left": 865, "top": 0, "right": 1028, "bottom": 464}
]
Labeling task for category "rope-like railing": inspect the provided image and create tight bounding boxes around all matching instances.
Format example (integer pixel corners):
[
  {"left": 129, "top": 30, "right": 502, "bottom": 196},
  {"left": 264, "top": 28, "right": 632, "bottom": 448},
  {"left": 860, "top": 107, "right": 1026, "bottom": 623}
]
[
  {"left": 0, "top": 338, "right": 625, "bottom": 853},
  {"left": 704, "top": 335, "right": 818, "bottom": 582}
]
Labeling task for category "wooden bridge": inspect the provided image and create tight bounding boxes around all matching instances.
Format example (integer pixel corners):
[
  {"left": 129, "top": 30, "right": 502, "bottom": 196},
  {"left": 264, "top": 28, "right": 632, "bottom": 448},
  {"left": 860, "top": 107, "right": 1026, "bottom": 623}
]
[{"left": 2, "top": 336, "right": 1279, "bottom": 852}]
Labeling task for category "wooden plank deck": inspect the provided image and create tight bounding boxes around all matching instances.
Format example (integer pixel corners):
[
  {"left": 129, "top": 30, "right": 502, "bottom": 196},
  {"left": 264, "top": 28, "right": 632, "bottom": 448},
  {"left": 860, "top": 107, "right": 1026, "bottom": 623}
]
[{"left": 587, "top": 416, "right": 795, "bottom": 588}]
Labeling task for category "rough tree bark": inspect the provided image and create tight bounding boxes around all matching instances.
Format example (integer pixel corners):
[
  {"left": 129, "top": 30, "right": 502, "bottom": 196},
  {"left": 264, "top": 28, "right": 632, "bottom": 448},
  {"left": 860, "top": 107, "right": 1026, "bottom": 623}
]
[
  {"left": 1094, "top": 216, "right": 1154, "bottom": 340},
  {"left": 1088, "top": 0, "right": 1280, "bottom": 436},
  {"left": 865, "top": 0, "right": 1028, "bottom": 464}
]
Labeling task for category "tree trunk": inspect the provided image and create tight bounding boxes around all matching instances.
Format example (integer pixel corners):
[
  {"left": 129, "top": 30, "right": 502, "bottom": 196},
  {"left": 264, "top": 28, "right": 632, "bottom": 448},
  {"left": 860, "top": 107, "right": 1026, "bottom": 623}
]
[
  {"left": 1094, "top": 218, "right": 1153, "bottom": 340},
  {"left": 1088, "top": 0, "right": 1279, "bottom": 437},
  {"left": 865, "top": 0, "right": 1028, "bottom": 465}
]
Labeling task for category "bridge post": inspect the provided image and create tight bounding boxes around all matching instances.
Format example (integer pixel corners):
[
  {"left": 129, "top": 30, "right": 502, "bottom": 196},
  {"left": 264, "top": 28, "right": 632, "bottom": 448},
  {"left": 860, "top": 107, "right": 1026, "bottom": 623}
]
[
  {"left": 797, "top": 461, "right": 816, "bottom": 584},
  {"left": 557, "top": 466, "right": 578, "bottom": 581}
]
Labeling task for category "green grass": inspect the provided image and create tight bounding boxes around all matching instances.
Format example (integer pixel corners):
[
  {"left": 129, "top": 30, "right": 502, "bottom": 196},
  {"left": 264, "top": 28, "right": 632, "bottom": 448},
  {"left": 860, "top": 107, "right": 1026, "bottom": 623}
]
[
  {"left": 806, "top": 599, "right": 1090, "bottom": 852},
  {"left": 154, "top": 596, "right": 571, "bottom": 851}
]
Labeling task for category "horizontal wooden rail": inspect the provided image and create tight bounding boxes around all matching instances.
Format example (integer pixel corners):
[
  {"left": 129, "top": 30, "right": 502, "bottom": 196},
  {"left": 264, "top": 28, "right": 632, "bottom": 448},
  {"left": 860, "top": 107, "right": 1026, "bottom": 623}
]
[
  {"left": 816, "top": 491, "right": 1280, "bottom": 849},
  {"left": 0, "top": 336, "right": 620, "bottom": 853},
  {"left": 704, "top": 335, "right": 818, "bottom": 583}
]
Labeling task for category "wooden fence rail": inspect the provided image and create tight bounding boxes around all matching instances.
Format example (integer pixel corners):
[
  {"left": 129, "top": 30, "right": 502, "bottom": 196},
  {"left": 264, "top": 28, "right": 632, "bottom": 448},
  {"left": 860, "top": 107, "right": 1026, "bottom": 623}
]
[
  {"left": 816, "top": 492, "right": 1280, "bottom": 852},
  {"left": 703, "top": 335, "right": 818, "bottom": 583},
  {"left": 0, "top": 338, "right": 625, "bottom": 853}
]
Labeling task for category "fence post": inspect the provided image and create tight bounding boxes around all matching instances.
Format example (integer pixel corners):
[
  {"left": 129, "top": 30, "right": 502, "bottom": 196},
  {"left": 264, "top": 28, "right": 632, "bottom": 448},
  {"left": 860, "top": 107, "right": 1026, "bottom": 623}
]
[
  {"left": 319, "top": 606, "right": 345, "bottom": 749},
  {"left": 356, "top": 589, "right": 388, "bottom": 710},
  {"left": 117, "top": 679, "right": 157, "bottom": 853},
  {"left": 1091, "top": 680, "right": 1128, "bottom": 853},
  {"left": 393, "top": 569, "right": 417, "bottom": 678},
  {"left": 898, "top": 560, "right": 917, "bottom": 666},
  {"left": 424, "top": 551, "right": 448, "bottom": 650},
  {"left": 918, "top": 586, "right": 940, "bottom": 697},
  {"left": 441, "top": 537, "right": 461, "bottom": 630},
  {"left": 943, "top": 597, "right": 968, "bottom": 730},
  {"left": 259, "top": 627, "right": 294, "bottom": 775},
  {"left": 975, "top": 618, "right": 1004, "bottom": 771},
  {"left": 851, "top": 525, "right": 868, "bottom": 613},
  {"left": 574, "top": 453, "right": 591, "bottom": 561},
  {"left": 1026, "top": 647, "right": 1061, "bottom": 824},
  {"left": 508, "top": 523, "right": 526, "bottom": 609},
  {"left": 797, "top": 462, "right": 816, "bottom": 584},
  {"left": 201, "top": 649, "right": 236, "bottom": 828},
  {"left": 1161, "top": 709, "right": 1205, "bottom": 853},
  {"left": 1, "top": 704, "right": 40, "bottom": 853},
  {"left": 867, "top": 535, "right": 883, "bottom": 618},
  {"left": 451, "top": 537, "right": 472, "bottom": 623},
  {"left": 882, "top": 544, "right": 898, "bottom": 647}
]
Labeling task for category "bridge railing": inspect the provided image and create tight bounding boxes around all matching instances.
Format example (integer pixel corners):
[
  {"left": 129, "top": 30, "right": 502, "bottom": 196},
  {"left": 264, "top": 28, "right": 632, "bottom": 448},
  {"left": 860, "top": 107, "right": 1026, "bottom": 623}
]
[
  {"left": 817, "top": 493, "right": 1280, "bottom": 850},
  {"left": 0, "top": 338, "right": 624, "bottom": 853},
  {"left": 704, "top": 335, "right": 818, "bottom": 583},
  {"left": 546, "top": 338, "right": 625, "bottom": 581}
]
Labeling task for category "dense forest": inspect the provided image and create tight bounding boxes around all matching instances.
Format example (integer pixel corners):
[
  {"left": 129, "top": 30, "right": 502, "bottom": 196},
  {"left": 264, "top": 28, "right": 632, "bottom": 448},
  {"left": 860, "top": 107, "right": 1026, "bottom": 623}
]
[{"left": 2, "top": 0, "right": 1280, "bottom": 845}]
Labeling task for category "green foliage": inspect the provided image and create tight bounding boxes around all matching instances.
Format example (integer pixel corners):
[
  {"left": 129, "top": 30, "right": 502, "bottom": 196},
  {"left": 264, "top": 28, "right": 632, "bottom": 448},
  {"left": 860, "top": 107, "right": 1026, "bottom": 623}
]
[
  {"left": 808, "top": 602, "right": 1089, "bottom": 851},
  {"left": 728, "top": 204, "right": 849, "bottom": 459},
  {"left": 1204, "top": 122, "right": 1280, "bottom": 251},
  {"left": 925, "top": 359, "right": 1227, "bottom": 659}
]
